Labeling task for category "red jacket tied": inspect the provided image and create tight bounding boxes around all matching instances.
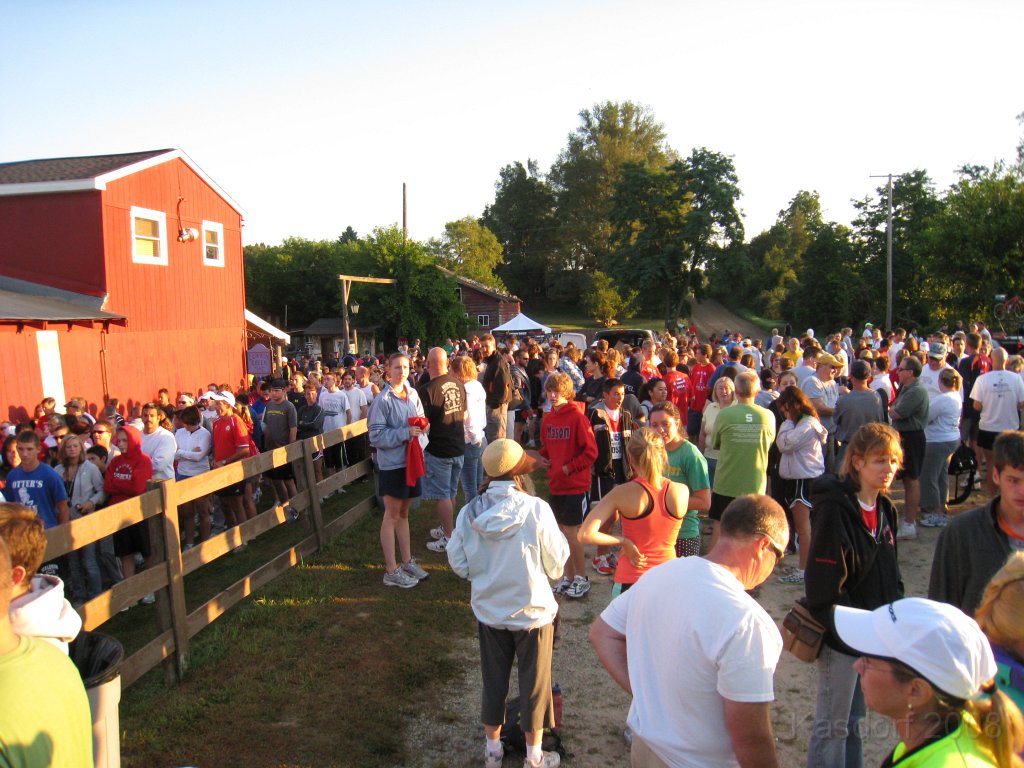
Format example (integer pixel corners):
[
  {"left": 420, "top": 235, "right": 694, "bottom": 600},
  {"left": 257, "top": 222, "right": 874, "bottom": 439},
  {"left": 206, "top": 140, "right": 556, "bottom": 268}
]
[{"left": 539, "top": 402, "right": 597, "bottom": 495}]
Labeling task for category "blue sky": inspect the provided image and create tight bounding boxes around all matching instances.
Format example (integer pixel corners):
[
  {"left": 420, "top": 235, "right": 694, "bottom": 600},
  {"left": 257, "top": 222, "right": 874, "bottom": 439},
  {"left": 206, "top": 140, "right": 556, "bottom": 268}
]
[{"left": 2, "top": 0, "right": 1021, "bottom": 246}]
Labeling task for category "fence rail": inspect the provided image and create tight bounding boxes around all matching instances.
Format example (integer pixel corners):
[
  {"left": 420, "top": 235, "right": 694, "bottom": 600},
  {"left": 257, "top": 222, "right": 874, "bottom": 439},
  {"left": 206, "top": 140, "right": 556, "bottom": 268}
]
[{"left": 43, "top": 420, "right": 375, "bottom": 688}]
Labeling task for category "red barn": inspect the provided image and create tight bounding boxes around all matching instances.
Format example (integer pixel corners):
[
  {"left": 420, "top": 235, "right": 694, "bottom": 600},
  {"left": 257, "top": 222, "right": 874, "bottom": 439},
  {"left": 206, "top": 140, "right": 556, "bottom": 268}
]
[
  {"left": 439, "top": 268, "right": 522, "bottom": 334},
  {"left": 0, "top": 149, "right": 247, "bottom": 423}
]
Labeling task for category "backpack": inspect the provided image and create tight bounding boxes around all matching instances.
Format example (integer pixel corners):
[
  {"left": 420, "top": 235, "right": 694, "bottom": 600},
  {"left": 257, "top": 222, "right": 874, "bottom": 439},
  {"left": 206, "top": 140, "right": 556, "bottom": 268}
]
[
  {"left": 509, "top": 366, "right": 529, "bottom": 411},
  {"left": 500, "top": 696, "right": 564, "bottom": 756},
  {"left": 948, "top": 443, "right": 978, "bottom": 475}
]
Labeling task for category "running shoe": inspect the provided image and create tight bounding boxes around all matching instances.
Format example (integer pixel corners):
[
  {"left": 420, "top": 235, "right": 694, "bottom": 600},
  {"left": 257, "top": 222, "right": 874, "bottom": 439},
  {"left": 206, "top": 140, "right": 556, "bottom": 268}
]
[
  {"left": 565, "top": 576, "right": 591, "bottom": 599},
  {"left": 591, "top": 554, "right": 614, "bottom": 575},
  {"left": 919, "top": 513, "right": 947, "bottom": 528},
  {"left": 383, "top": 568, "right": 419, "bottom": 589},
  {"left": 401, "top": 558, "right": 429, "bottom": 581},
  {"left": 426, "top": 535, "right": 449, "bottom": 552},
  {"left": 523, "top": 751, "right": 560, "bottom": 768},
  {"left": 778, "top": 569, "right": 805, "bottom": 584},
  {"left": 484, "top": 746, "right": 504, "bottom": 768},
  {"left": 552, "top": 576, "right": 571, "bottom": 595},
  {"left": 429, "top": 525, "right": 445, "bottom": 540},
  {"left": 897, "top": 522, "right": 918, "bottom": 540}
]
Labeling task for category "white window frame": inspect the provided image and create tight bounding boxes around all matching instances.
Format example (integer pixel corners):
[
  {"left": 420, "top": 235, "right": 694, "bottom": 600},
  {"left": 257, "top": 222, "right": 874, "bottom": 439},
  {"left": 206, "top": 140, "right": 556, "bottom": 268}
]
[
  {"left": 477, "top": 314, "right": 490, "bottom": 327},
  {"left": 201, "top": 220, "right": 225, "bottom": 267},
  {"left": 455, "top": 286, "right": 463, "bottom": 300},
  {"left": 130, "top": 206, "right": 168, "bottom": 265}
]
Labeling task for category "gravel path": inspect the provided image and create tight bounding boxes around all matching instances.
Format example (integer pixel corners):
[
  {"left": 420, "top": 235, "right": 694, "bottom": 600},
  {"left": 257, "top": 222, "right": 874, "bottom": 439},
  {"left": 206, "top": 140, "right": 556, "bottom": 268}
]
[{"left": 404, "top": 485, "right": 960, "bottom": 768}]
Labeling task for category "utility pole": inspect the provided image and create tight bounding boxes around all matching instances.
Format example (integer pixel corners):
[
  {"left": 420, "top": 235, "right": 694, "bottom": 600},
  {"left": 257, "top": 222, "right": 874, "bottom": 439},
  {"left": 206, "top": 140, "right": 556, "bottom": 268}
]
[
  {"left": 402, "top": 182, "right": 407, "bottom": 245},
  {"left": 870, "top": 173, "right": 895, "bottom": 329}
]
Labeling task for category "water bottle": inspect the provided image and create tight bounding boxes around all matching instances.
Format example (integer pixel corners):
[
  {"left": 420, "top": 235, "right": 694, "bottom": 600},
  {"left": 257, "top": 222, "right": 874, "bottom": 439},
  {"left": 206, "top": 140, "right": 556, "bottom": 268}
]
[{"left": 552, "top": 683, "right": 563, "bottom": 728}]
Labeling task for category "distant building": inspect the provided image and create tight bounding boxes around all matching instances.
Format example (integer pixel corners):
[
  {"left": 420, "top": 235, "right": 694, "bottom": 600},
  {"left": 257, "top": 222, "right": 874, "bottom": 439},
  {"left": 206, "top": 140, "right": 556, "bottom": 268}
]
[{"left": 440, "top": 268, "right": 521, "bottom": 334}]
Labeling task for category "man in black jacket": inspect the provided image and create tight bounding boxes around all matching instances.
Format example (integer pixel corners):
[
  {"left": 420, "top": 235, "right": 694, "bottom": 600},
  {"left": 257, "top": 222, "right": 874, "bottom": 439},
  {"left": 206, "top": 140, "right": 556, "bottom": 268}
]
[
  {"left": 480, "top": 333, "right": 511, "bottom": 442},
  {"left": 929, "top": 430, "right": 1024, "bottom": 616}
]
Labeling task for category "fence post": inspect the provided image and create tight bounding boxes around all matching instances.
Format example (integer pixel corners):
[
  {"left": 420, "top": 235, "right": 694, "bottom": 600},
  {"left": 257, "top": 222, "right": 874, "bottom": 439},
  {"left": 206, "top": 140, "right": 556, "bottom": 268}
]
[
  {"left": 302, "top": 437, "right": 326, "bottom": 550},
  {"left": 152, "top": 479, "right": 189, "bottom": 683}
]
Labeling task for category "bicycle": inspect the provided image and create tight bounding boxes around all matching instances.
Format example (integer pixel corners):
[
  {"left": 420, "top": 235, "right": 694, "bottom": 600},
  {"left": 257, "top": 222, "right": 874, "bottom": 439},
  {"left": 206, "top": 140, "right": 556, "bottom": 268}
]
[{"left": 993, "top": 294, "right": 1024, "bottom": 323}]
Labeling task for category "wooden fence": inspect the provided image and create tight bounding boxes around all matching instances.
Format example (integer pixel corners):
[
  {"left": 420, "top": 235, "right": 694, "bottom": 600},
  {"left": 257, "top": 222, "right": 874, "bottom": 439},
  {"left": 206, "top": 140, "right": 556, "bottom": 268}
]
[{"left": 43, "top": 420, "right": 375, "bottom": 689}]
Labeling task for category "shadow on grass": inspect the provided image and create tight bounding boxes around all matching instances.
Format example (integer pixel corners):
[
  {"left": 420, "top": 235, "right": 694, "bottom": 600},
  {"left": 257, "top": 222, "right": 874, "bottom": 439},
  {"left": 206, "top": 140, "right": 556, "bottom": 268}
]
[{"left": 119, "top": 477, "right": 473, "bottom": 768}]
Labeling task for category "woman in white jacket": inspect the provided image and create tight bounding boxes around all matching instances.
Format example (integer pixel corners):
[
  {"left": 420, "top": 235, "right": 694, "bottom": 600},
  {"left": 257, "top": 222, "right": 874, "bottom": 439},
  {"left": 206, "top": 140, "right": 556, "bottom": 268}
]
[
  {"left": 447, "top": 439, "right": 569, "bottom": 768},
  {"left": 775, "top": 386, "right": 827, "bottom": 585}
]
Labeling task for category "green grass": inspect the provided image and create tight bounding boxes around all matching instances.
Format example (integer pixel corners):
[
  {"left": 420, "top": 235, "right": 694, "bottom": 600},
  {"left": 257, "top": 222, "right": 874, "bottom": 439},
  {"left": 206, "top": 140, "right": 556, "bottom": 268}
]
[
  {"left": 729, "top": 307, "right": 783, "bottom": 334},
  {"left": 118, "top": 478, "right": 475, "bottom": 768},
  {"left": 524, "top": 307, "right": 665, "bottom": 333}
]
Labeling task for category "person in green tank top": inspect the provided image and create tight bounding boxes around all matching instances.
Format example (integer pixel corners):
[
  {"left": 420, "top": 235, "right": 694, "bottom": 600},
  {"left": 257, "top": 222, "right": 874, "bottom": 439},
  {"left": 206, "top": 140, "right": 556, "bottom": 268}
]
[{"left": 648, "top": 402, "right": 710, "bottom": 558}]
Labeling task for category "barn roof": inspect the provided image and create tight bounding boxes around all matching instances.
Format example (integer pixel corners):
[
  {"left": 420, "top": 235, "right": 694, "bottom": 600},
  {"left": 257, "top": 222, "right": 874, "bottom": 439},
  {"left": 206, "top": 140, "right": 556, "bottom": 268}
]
[
  {"left": 0, "top": 275, "right": 127, "bottom": 328},
  {"left": 0, "top": 149, "right": 173, "bottom": 184},
  {"left": 436, "top": 267, "right": 521, "bottom": 303},
  {"left": 0, "top": 148, "right": 246, "bottom": 216}
]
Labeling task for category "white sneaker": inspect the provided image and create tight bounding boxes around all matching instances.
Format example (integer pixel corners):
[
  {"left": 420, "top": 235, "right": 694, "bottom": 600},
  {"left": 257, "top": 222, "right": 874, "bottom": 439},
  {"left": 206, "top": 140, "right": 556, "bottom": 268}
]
[
  {"left": 552, "top": 576, "right": 571, "bottom": 594},
  {"left": 429, "top": 525, "right": 445, "bottom": 540},
  {"left": 565, "top": 575, "right": 591, "bottom": 599},
  {"left": 524, "top": 751, "right": 560, "bottom": 768},
  {"left": 484, "top": 745, "right": 504, "bottom": 768},
  {"left": 383, "top": 568, "right": 419, "bottom": 589},
  {"left": 897, "top": 522, "right": 918, "bottom": 540},
  {"left": 426, "top": 535, "right": 449, "bottom": 552},
  {"left": 401, "top": 558, "right": 428, "bottom": 581}
]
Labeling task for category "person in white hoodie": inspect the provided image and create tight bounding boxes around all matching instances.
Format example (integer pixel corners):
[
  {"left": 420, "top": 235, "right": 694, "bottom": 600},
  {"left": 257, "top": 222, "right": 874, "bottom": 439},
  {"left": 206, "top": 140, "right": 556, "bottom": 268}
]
[
  {"left": 447, "top": 439, "right": 569, "bottom": 768},
  {"left": 775, "top": 386, "right": 828, "bottom": 585},
  {"left": 0, "top": 503, "right": 81, "bottom": 654}
]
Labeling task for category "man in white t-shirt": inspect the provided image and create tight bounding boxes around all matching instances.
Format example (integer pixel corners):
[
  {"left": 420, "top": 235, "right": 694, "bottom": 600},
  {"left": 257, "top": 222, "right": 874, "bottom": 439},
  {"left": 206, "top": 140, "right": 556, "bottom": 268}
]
[
  {"left": 589, "top": 495, "right": 788, "bottom": 768},
  {"left": 317, "top": 373, "right": 351, "bottom": 475},
  {"left": 971, "top": 347, "right": 1024, "bottom": 496}
]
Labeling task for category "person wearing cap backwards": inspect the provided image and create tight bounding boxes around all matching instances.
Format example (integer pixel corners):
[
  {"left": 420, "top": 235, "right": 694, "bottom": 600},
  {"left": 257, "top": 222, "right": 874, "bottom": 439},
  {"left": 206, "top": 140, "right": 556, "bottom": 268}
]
[
  {"left": 920, "top": 342, "right": 954, "bottom": 401},
  {"left": 447, "top": 439, "right": 568, "bottom": 768},
  {"left": 834, "top": 597, "right": 1023, "bottom": 767}
]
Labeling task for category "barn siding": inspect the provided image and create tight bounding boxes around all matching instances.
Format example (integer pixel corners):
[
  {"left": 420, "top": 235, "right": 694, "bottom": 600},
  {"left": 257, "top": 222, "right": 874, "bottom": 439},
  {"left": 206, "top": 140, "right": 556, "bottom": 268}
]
[{"left": 0, "top": 191, "right": 106, "bottom": 295}]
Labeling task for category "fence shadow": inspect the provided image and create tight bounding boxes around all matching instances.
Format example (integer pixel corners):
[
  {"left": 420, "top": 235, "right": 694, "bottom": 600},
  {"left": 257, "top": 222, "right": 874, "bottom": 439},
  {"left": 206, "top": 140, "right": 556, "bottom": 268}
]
[{"left": 43, "top": 420, "right": 374, "bottom": 688}]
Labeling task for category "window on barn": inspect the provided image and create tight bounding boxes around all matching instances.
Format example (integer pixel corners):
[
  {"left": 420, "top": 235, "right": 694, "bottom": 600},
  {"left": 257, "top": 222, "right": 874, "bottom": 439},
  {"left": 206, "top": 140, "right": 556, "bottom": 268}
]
[
  {"left": 455, "top": 287, "right": 462, "bottom": 300},
  {"left": 477, "top": 314, "right": 490, "bottom": 326},
  {"left": 130, "top": 206, "right": 168, "bottom": 265},
  {"left": 202, "top": 220, "right": 224, "bottom": 267}
]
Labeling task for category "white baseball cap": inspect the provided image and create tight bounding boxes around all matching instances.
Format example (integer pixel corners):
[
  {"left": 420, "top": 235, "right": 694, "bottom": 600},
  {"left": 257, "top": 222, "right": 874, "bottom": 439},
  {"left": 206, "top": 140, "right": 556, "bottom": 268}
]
[
  {"left": 833, "top": 597, "right": 996, "bottom": 700},
  {"left": 206, "top": 391, "right": 235, "bottom": 407}
]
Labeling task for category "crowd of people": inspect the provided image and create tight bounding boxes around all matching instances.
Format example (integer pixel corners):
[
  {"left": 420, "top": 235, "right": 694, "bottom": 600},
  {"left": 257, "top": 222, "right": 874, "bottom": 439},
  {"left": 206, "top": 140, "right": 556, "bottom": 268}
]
[{"left": 3, "top": 320, "right": 1024, "bottom": 766}]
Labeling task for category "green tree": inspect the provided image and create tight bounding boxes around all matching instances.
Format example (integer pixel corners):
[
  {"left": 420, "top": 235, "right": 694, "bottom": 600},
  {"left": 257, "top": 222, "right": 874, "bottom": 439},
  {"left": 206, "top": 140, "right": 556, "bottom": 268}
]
[
  {"left": 726, "top": 191, "right": 823, "bottom": 321},
  {"left": 607, "top": 150, "right": 743, "bottom": 324},
  {"left": 427, "top": 217, "right": 507, "bottom": 291},
  {"left": 781, "top": 223, "right": 864, "bottom": 332},
  {"left": 480, "top": 160, "right": 557, "bottom": 301},
  {"left": 243, "top": 237, "right": 353, "bottom": 330},
  {"left": 852, "top": 170, "right": 942, "bottom": 330},
  {"left": 607, "top": 162, "right": 693, "bottom": 321},
  {"left": 922, "top": 166, "right": 1024, "bottom": 328},
  {"left": 364, "top": 226, "right": 469, "bottom": 344},
  {"left": 581, "top": 271, "right": 637, "bottom": 327},
  {"left": 547, "top": 101, "right": 673, "bottom": 301}
]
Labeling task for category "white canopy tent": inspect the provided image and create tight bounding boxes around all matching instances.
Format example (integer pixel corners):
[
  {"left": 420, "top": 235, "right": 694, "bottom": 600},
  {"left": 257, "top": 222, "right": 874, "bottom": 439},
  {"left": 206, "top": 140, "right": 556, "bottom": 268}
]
[{"left": 491, "top": 313, "right": 551, "bottom": 335}]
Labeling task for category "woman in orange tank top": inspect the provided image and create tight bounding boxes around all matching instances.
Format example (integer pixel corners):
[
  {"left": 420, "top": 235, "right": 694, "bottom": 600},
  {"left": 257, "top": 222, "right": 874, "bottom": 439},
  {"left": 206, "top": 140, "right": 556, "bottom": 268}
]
[{"left": 579, "top": 427, "right": 689, "bottom": 597}]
